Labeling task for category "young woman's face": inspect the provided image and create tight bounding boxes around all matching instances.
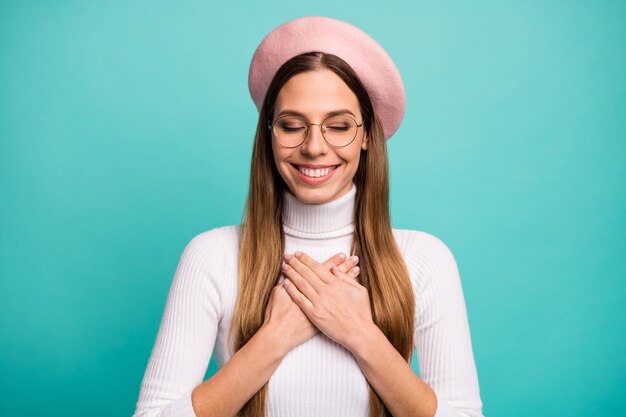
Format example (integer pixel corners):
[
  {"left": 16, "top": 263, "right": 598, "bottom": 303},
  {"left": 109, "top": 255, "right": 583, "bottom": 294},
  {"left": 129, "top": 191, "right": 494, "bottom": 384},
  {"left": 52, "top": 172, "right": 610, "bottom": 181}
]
[{"left": 271, "top": 69, "right": 368, "bottom": 204}]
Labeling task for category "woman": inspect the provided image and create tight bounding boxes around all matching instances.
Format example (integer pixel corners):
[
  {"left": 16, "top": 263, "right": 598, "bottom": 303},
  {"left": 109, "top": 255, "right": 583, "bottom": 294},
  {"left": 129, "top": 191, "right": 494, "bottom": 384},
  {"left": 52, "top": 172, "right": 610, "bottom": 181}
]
[{"left": 132, "top": 16, "right": 484, "bottom": 417}]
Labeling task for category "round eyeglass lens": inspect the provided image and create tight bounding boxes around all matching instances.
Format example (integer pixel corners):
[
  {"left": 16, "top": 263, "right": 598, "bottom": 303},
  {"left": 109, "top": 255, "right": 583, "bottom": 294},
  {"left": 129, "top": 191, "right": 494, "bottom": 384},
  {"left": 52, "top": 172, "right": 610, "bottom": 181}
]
[
  {"left": 272, "top": 116, "right": 307, "bottom": 147},
  {"left": 271, "top": 114, "right": 359, "bottom": 147},
  {"left": 322, "top": 115, "right": 358, "bottom": 146}
]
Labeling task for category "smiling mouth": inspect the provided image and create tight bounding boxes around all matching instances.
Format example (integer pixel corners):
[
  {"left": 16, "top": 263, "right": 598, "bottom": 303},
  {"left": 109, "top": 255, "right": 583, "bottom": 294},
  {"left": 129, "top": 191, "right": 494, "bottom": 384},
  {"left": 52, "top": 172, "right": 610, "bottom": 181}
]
[{"left": 290, "top": 163, "right": 340, "bottom": 178}]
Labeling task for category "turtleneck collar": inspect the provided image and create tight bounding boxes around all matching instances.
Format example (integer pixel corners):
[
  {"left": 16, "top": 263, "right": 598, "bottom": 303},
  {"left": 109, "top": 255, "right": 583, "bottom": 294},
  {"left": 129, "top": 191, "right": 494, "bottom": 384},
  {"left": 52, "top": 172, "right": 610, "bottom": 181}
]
[{"left": 282, "top": 182, "right": 356, "bottom": 239}]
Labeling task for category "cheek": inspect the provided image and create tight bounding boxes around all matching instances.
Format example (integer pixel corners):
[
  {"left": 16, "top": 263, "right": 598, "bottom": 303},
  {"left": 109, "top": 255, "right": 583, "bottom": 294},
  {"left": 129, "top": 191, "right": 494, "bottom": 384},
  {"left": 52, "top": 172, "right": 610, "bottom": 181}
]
[
  {"left": 274, "top": 153, "right": 286, "bottom": 171},
  {"left": 272, "top": 148, "right": 291, "bottom": 178},
  {"left": 271, "top": 144, "right": 283, "bottom": 166},
  {"left": 341, "top": 146, "right": 363, "bottom": 166}
]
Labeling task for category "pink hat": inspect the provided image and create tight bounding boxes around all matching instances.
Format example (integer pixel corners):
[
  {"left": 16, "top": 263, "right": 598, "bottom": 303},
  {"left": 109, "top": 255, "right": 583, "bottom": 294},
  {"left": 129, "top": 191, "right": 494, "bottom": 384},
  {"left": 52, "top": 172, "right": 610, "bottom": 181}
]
[{"left": 248, "top": 16, "right": 406, "bottom": 141}]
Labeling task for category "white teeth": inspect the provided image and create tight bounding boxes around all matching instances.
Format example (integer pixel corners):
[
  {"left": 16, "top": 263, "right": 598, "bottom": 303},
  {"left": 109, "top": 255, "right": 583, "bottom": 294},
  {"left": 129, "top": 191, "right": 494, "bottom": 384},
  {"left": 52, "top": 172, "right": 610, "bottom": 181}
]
[{"left": 296, "top": 166, "right": 335, "bottom": 178}]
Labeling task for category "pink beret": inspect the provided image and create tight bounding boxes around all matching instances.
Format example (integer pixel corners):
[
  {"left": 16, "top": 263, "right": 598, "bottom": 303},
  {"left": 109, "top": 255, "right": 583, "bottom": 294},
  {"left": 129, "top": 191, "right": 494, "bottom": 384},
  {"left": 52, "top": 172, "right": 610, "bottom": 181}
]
[{"left": 248, "top": 16, "right": 406, "bottom": 140}]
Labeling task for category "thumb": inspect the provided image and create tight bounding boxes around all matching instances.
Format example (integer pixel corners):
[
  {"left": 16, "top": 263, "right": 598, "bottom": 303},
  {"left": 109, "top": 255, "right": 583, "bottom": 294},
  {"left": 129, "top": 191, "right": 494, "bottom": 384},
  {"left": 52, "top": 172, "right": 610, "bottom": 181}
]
[{"left": 264, "top": 282, "right": 280, "bottom": 322}]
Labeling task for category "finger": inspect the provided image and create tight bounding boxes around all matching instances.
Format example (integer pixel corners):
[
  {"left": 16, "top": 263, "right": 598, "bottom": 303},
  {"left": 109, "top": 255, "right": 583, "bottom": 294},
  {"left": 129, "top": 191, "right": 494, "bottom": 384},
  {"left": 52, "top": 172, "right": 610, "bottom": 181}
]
[
  {"left": 337, "top": 255, "right": 359, "bottom": 274},
  {"left": 331, "top": 265, "right": 362, "bottom": 287},
  {"left": 282, "top": 278, "right": 314, "bottom": 315},
  {"left": 321, "top": 253, "right": 359, "bottom": 274},
  {"left": 321, "top": 252, "right": 347, "bottom": 270},
  {"left": 288, "top": 251, "right": 332, "bottom": 287},
  {"left": 282, "top": 259, "right": 320, "bottom": 302},
  {"left": 347, "top": 266, "right": 361, "bottom": 281}
]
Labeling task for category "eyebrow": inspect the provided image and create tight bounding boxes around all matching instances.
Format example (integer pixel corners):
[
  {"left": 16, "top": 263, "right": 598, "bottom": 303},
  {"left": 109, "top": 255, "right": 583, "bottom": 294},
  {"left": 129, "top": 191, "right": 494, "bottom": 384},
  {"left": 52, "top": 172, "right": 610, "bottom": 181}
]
[{"left": 275, "top": 109, "right": 357, "bottom": 119}]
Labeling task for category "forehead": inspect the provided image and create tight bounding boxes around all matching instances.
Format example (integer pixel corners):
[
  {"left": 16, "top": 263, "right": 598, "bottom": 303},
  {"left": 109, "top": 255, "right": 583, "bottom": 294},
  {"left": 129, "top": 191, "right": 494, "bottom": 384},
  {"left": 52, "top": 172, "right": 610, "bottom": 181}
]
[{"left": 274, "top": 69, "right": 360, "bottom": 116}]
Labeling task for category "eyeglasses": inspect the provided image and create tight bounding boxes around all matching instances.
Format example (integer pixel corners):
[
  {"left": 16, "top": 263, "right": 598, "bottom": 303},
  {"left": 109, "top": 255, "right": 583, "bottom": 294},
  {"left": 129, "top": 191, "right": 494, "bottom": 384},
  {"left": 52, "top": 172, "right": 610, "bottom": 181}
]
[{"left": 268, "top": 114, "right": 363, "bottom": 148}]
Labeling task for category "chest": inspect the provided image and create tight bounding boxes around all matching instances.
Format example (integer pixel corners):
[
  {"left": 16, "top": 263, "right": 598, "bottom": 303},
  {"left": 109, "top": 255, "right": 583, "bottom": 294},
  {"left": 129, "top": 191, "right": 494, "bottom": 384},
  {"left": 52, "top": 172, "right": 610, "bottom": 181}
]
[{"left": 266, "top": 333, "right": 370, "bottom": 417}]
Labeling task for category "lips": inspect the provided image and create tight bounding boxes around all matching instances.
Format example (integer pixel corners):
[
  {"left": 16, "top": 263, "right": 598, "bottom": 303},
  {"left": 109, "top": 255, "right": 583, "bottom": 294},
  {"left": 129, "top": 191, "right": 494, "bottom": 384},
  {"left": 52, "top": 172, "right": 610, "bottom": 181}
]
[
  {"left": 290, "top": 163, "right": 340, "bottom": 169},
  {"left": 290, "top": 163, "right": 340, "bottom": 177},
  {"left": 289, "top": 163, "right": 340, "bottom": 185}
]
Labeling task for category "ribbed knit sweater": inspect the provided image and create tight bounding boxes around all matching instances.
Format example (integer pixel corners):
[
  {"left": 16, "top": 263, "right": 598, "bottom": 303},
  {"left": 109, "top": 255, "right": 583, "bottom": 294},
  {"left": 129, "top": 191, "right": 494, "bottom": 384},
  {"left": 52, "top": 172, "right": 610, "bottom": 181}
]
[{"left": 132, "top": 182, "right": 484, "bottom": 417}]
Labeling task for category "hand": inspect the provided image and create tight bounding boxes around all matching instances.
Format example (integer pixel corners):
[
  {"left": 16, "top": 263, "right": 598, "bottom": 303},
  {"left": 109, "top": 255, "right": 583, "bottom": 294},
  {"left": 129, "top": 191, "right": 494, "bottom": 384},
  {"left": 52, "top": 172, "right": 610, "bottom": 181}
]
[
  {"left": 281, "top": 251, "right": 373, "bottom": 351},
  {"left": 263, "top": 252, "right": 361, "bottom": 354}
]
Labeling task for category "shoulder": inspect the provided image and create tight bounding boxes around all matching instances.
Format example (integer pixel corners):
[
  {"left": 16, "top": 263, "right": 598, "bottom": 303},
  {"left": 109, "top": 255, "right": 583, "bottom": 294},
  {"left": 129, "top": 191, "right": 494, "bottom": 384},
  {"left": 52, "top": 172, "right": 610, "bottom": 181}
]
[
  {"left": 392, "top": 228, "right": 456, "bottom": 262},
  {"left": 392, "top": 227, "right": 460, "bottom": 288},
  {"left": 171, "top": 225, "right": 242, "bottom": 304},
  {"left": 165, "top": 225, "right": 242, "bottom": 320},
  {"left": 177, "top": 224, "right": 242, "bottom": 270},
  {"left": 185, "top": 224, "right": 241, "bottom": 250}
]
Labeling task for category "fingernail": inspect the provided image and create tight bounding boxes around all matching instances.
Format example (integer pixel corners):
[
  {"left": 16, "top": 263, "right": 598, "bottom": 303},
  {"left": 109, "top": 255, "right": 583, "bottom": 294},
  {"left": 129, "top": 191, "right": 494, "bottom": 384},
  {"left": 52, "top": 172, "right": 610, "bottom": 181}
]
[
  {"left": 349, "top": 255, "right": 359, "bottom": 263},
  {"left": 284, "top": 253, "right": 293, "bottom": 261},
  {"left": 339, "top": 253, "right": 346, "bottom": 259},
  {"left": 282, "top": 262, "right": 290, "bottom": 271},
  {"left": 351, "top": 266, "right": 360, "bottom": 276},
  {"left": 294, "top": 251, "right": 303, "bottom": 258}
]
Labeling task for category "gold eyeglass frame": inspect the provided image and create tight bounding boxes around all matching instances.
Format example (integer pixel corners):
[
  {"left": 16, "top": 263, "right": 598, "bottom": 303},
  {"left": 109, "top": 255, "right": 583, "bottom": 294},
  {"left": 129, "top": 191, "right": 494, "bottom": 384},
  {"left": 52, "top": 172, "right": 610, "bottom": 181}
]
[{"left": 268, "top": 114, "right": 364, "bottom": 148}]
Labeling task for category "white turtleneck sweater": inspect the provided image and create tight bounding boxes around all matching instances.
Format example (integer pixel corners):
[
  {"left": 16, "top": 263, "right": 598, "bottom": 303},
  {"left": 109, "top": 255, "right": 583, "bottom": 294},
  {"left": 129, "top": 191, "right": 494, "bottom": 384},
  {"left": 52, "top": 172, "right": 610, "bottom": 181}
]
[{"left": 132, "top": 183, "right": 484, "bottom": 417}]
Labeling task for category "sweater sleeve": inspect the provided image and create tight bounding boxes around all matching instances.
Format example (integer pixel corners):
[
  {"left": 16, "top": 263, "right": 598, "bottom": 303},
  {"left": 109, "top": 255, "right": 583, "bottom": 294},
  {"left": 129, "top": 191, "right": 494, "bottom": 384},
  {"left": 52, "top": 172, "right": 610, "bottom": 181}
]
[
  {"left": 132, "top": 229, "right": 226, "bottom": 417},
  {"left": 407, "top": 232, "right": 484, "bottom": 417}
]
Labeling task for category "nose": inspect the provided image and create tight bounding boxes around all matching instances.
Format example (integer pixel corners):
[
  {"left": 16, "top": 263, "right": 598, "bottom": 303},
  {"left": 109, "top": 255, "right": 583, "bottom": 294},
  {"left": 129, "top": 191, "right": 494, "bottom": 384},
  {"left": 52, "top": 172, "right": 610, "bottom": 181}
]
[{"left": 300, "top": 123, "right": 329, "bottom": 156}]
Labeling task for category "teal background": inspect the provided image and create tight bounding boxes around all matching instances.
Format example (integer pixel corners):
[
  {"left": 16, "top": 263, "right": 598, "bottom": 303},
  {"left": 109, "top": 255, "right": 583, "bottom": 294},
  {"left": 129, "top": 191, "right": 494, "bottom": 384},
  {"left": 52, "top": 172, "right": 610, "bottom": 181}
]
[{"left": 1, "top": 1, "right": 624, "bottom": 416}]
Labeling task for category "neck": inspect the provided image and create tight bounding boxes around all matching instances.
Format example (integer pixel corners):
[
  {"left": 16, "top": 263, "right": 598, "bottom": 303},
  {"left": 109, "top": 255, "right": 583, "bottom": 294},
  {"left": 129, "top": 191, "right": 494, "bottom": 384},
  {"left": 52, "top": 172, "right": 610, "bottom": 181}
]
[{"left": 282, "top": 183, "right": 357, "bottom": 239}]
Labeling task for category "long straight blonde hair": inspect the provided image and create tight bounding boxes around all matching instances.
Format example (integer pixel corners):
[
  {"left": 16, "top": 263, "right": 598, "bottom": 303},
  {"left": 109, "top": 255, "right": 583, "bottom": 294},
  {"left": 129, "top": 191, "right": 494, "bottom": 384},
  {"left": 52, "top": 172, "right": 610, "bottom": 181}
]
[{"left": 229, "top": 52, "right": 415, "bottom": 417}]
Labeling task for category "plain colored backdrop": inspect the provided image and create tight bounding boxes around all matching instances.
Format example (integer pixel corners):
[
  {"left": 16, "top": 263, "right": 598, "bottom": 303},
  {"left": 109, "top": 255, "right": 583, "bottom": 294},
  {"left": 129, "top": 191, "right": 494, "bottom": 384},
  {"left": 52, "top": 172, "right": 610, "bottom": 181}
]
[{"left": 1, "top": 1, "right": 624, "bottom": 416}]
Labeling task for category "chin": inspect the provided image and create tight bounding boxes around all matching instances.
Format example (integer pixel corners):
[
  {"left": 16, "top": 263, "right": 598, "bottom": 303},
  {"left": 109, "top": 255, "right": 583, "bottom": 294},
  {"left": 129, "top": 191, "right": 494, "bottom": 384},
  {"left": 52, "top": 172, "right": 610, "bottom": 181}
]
[
  {"left": 291, "top": 188, "right": 328, "bottom": 204},
  {"left": 290, "top": 183, "right": 346, "bottom": 205}
]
